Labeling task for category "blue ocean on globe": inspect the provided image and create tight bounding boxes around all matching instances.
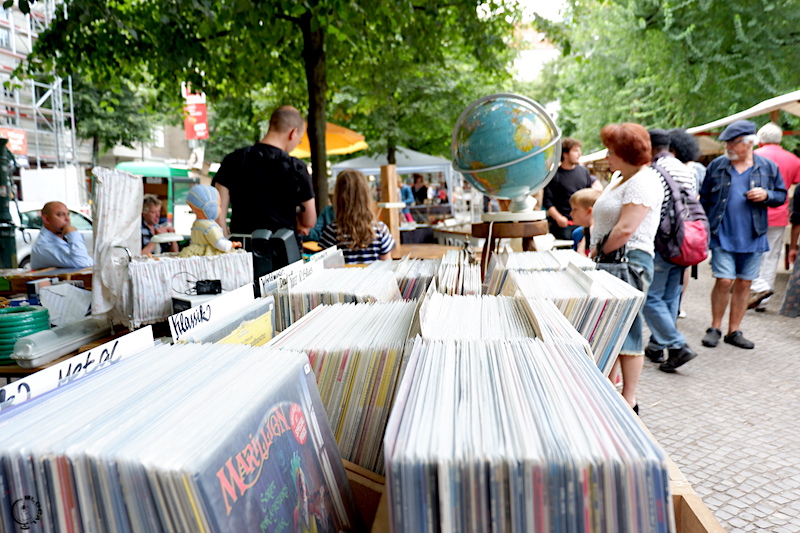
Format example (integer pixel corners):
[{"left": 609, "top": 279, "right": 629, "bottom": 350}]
[{"left": 453, "top": 95, "right": 560, "bottom": 199}]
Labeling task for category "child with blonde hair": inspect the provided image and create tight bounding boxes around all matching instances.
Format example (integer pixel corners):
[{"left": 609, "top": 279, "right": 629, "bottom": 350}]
[
  {"left": 319, "top": 169, "right": 395, "bottom": 263},
  {"left": 569, "top": 187, "right": 601, "bottom": 255}
]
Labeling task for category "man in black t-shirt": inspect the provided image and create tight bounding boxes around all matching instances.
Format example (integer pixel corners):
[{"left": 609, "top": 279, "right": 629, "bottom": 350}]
[
  {"left": 212, "top": 106, "right": 316, "bottom": 251},
  {"left": 542, "top": 137, "right": 603, "bottom": 240}
]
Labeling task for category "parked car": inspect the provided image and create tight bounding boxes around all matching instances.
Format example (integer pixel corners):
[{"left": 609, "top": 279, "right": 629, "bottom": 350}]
[{"left": 10, "top": 202, "right": 94, "bottom": 269}]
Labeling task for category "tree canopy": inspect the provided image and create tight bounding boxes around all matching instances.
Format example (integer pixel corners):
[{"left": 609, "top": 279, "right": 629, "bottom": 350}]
[
  {"left": 15, "top": 0, "right": 521, "bottom": 207},
  {"left": 535, "top": 0, "right": 800, "bottom": 151}
]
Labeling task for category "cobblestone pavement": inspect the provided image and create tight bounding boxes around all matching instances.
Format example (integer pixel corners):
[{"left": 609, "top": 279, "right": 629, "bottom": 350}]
[{"left": 639, "top": 259, "right": 800, "bottom": 532}]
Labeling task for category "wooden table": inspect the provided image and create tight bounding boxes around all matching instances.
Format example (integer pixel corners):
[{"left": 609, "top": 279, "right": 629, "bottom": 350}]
[
  {"left": 471, "top": 220, "right": 548, "bottom": 278},
  {"left": 391, "top": 243, "right": 464, "bottom": 260}
]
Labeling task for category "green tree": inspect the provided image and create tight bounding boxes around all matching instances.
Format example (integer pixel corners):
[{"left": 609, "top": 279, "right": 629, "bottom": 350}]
[
  {"left": 13, "top": 0, "right": 519, "bottom": 209},
  {"left": 72, "top": 77, "right": 168, "bottom": 165},
  {"left": 534, "top": 0, "right": 800, "bottom": 151}
]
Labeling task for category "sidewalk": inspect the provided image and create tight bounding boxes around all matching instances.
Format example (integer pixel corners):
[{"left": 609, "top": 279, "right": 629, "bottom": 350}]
[{"left": 639, "top": 259, "right": 800, "bottom": 532}]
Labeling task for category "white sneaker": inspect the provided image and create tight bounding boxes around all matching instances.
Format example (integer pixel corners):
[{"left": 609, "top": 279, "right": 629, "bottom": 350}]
[{"left": 678, "top": 308, "right": 686, "bottom": 318}]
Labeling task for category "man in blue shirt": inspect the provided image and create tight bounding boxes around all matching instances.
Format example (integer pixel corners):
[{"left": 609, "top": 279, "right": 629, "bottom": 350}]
[
  {"left": 700, "top": 120, "right": 786, "bottom": 349},
  {"left": 30, "top": 202, "right": 93, "bottom": 270}
]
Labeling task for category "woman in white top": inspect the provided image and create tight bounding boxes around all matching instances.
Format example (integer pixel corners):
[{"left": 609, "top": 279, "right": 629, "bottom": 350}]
[{"left": 590, "top": 123, "right": 664, "bottom": 414}]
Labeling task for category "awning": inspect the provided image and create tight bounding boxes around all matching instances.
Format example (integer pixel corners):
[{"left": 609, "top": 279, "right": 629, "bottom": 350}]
[
  {"left": 290, "top": 122, "right": 368, "bottom": 159},
  {"left": 687, "top": 89, "right": 800, "bottom": 134},
  {"left": 116, "top": 162, "right": 190, "bottom": 178}
]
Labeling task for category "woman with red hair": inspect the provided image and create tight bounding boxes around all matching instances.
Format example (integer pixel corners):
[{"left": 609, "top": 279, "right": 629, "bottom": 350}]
[{"left": 591, "top": 123, "right": 664, "bottom": 414}]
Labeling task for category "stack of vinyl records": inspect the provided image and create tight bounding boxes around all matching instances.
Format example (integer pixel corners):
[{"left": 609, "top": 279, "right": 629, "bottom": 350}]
[
  {"left": 418, "top": 292, "right": 593, "bottom": 360},
  {"left": 487, "top": 249, "right": 596, "bottom": 295},
  {"left": 274, "top": 266, "right": 401, "bottom": 331},
  {"left": 384, "top": 337, "right": 673, "bottom": 533},
  {"left": 504, "top": 265, "right": 645, "bottom": 375},
  {"left": 391, "top": 257, "right": 440, "bottom": 300},
  {"left": 437, "top": 249, "right": 481, "bottom": 296},
  {"left": 419, "top": 292, "right": 536, "bottom": 340},
  {"left": 0, "top": 343, "right": 359, "bottom": 532},
  {"left": 269, "top": 301, "right": 416, "bottom": 474}
]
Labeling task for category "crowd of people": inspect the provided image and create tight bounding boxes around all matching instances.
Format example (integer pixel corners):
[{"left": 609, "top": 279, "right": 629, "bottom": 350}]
[{"left": 544, "top": 119, "right": 800, "bottom": 413}]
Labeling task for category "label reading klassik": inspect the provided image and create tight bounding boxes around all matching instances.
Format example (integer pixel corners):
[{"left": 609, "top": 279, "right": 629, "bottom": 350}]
[
  {"left": 168, "top": 284, "right": 255, "bottom": 343},
  {"left": 0, "top": 326, "right": 155, "bottom": 411}
]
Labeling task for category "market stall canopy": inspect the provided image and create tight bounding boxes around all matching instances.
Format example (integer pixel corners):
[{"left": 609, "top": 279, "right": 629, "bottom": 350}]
[
  {"left": 687, "top": 89, "right": 800, "bottom": 134},
  {"left": 115, "top": 162, "right": 190, "bottom": 177},
  {"left": 331, "top": 146, "right": 452, "bottom": 180},
  {"left": 290, "top": 122, "right": 368, "bottom": 159}
]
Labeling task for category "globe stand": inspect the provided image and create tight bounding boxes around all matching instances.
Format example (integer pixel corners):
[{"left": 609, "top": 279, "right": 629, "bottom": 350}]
[
  {"left": 481, "top": 195, "right": 545, "bottom": 223},
  {"left": 471, "top": 219, "right": 548, "bottom": 281}
]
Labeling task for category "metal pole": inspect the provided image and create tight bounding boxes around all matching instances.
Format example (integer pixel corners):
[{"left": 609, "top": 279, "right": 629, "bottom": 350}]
[{"left": 0, "top": 138, "right": 17, "bottom": 268}]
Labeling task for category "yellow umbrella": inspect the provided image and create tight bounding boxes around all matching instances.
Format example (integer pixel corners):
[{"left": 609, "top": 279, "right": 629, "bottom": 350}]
[{"left": 289, "top": 122, "right": 368, "bottom": 159}]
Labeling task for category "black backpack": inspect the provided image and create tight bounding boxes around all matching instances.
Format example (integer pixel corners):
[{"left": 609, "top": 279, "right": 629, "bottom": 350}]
[{"left": 652, "top": 163, "right": 710, "bottom": 266}]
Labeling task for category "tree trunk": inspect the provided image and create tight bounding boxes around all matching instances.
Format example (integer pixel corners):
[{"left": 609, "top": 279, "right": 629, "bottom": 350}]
[
  {"left": 92, "top": 135, "right": 99, "bottom": 167},
  {"left": 300, "top": 13, "right": 328, "bottom": 211}
]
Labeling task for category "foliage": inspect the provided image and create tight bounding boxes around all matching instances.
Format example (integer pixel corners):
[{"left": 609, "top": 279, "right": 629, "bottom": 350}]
[
  {"left": 534, "top": 0, "right": 800, "bottom": 152},
  {"left": 12, "top": 0, "right": 521, "bottom": 207},
  {"left": 72, "top": 77, "right": 168, "bottom": 164}
]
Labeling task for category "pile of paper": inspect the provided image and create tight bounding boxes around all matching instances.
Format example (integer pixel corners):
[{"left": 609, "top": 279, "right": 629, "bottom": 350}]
[
  {"left": 504, "top": 265, "right": 645, "bottom": 374},
  {"left": 384, "top": 337, "right": 673, "bottom": 533},
  {"left": 269, "top": 301, "right": 416, "bottom": 474},
  {"left": 0, "top": 343, "right": 359, "bottom": 532},
  {"left": 437, "top": 249, "right": 481, "bottom": 296}
]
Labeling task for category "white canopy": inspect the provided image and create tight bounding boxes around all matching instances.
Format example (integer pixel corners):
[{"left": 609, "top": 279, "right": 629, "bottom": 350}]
[
  {"left": 331, "top": 146, "right": 452, "bottom": 185},
  {"left": 687, "top": 89, "right": 800, "bottom": 134}
]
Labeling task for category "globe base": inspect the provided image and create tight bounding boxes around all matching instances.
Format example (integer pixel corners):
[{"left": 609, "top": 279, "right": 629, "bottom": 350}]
[{"left": 481, "top": 210, "right": 546, "bottom": 222}]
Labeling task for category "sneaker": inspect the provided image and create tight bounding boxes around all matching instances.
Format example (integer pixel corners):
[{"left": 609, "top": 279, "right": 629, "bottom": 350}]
[
  {"left": 724, "top": 330, "right": 754, "bottom": 349},
  {"left": 677, "top": 308, "right": 687, "bottom": 319},
  {"left": 644, "top": 346, "right": 665, "bottom": 363},
  {"left": 702, "top": 327, "right": 722, "bottom": 347},
  {"left": 659, "top": 345, "right": 697, "bottom": 373},
  {"left": 748, "top": 290, "right": 773, "bottom": 310}
]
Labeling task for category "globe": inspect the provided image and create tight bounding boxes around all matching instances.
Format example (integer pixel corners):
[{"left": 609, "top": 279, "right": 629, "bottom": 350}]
[{"left": 451, "top": 94, "right": 561, "bottom": 203}]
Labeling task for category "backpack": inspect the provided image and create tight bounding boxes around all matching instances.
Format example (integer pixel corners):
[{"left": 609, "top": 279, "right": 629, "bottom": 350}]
[{"left": 652, "top": 163, "right": 710, "bottom": 266}]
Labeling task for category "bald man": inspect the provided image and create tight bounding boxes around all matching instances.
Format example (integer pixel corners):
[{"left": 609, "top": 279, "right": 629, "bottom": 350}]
[
  {"left": 30, "top": 201, "right": 93, "bottom": 270},
  {"left": 212, "top": 105, "right": 316, "bottom": 253}
]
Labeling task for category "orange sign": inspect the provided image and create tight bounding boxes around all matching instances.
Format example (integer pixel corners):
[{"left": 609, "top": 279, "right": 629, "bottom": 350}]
[{"left": 0, "top": 127, "right": 27, "bottom": 155}]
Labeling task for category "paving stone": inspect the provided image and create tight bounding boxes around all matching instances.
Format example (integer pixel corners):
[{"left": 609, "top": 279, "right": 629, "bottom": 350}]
[{"left": 640, "top": 261, "right": 800, "bottom": 530}]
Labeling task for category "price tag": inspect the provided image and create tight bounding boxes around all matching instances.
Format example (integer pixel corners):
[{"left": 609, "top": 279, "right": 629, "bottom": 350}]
[{"left": 0, "top": 326, "right": 155, "bottom": 411}]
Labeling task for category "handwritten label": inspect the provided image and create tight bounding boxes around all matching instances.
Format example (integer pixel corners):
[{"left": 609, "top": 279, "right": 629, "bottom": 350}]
[
  {"left": 169, "top": 284, "right": 255, "bottom": 343},
  {"left": 258, "top": 259, "right": 323, "bottom": 297},
  {"left": 0, "top": 326, "right": 154, "bottom": 411}
]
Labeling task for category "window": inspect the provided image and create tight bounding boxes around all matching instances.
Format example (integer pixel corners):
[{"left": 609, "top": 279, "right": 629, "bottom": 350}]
[
  {"left": 152, "top": 125, "right": 165, "bottom": 148},
  {"left": 70, "top": 212, "right": 93, "bottom": 230},
  {"left": 0, "top": 28, "right": 9, "bottom": 50}
]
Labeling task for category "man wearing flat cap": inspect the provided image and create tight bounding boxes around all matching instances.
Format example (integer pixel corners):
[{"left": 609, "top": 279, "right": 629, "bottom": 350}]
[{"left": 700, "top": 120, "right": 786, "bottom": 350}]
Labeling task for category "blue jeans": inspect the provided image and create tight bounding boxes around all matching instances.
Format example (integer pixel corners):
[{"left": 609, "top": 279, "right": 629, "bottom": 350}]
[
  {"left": 620, "top": 249, "right": 654, "bottom": 356},
  {"left": 643, "top": 253, "right": 686, "bottom": 350}
]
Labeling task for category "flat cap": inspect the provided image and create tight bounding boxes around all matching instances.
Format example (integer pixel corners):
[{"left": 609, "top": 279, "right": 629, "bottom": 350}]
[{"left": 719, "top": 120, "right": 756, "bottom": 141}]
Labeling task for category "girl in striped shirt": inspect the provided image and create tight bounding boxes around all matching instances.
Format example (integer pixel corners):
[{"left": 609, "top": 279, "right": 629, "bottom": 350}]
[{"left": 319, "top": 169, "right": 395, "bottom": 263}]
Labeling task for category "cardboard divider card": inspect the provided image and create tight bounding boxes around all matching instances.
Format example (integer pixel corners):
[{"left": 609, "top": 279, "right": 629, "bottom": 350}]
[
  {"left": 0, "top": 326, "right": 155, "bottom": 411},
  {"left": 258, "top": 258, "right": 323, "bottom": 297},
  {"left": 168, "top": 284, "right": 255, "bottom": 342}
]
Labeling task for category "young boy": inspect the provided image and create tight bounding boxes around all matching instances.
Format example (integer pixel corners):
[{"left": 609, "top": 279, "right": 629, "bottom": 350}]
[{"left": 569, "top": 188, "right": 601, "bottom": 255}]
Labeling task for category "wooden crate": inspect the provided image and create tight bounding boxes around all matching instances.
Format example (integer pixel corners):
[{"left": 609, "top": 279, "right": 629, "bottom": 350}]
[{"left": 0, "top": 267, "right": 93, "bottom": 296}]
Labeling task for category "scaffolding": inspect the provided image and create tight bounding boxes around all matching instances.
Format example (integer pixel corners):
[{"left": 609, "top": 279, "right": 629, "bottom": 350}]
[{"left": 0, "top": 0, "right": 80, "bottom": 168}]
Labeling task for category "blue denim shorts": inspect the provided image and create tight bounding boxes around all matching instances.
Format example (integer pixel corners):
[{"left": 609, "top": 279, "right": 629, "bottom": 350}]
[
  {"left": 710, "top": 247, "right": 763, "bottom": 281},
  {"left": 620, "top": 249, "right": 654, "bottom": 356}
]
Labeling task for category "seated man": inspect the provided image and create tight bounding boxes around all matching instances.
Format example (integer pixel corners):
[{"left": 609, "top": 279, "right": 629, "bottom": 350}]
[
  {"left": 141, "top": 194, "right": 179, "bottom": 255},
  {"left": 30, "top": 201, "right": 93, "bottom": 270}
]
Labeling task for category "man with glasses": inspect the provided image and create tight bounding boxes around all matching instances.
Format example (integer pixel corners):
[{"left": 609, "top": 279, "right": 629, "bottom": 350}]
[{"left": 700, "top": 120, "right": 786, "bottom": 349}]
